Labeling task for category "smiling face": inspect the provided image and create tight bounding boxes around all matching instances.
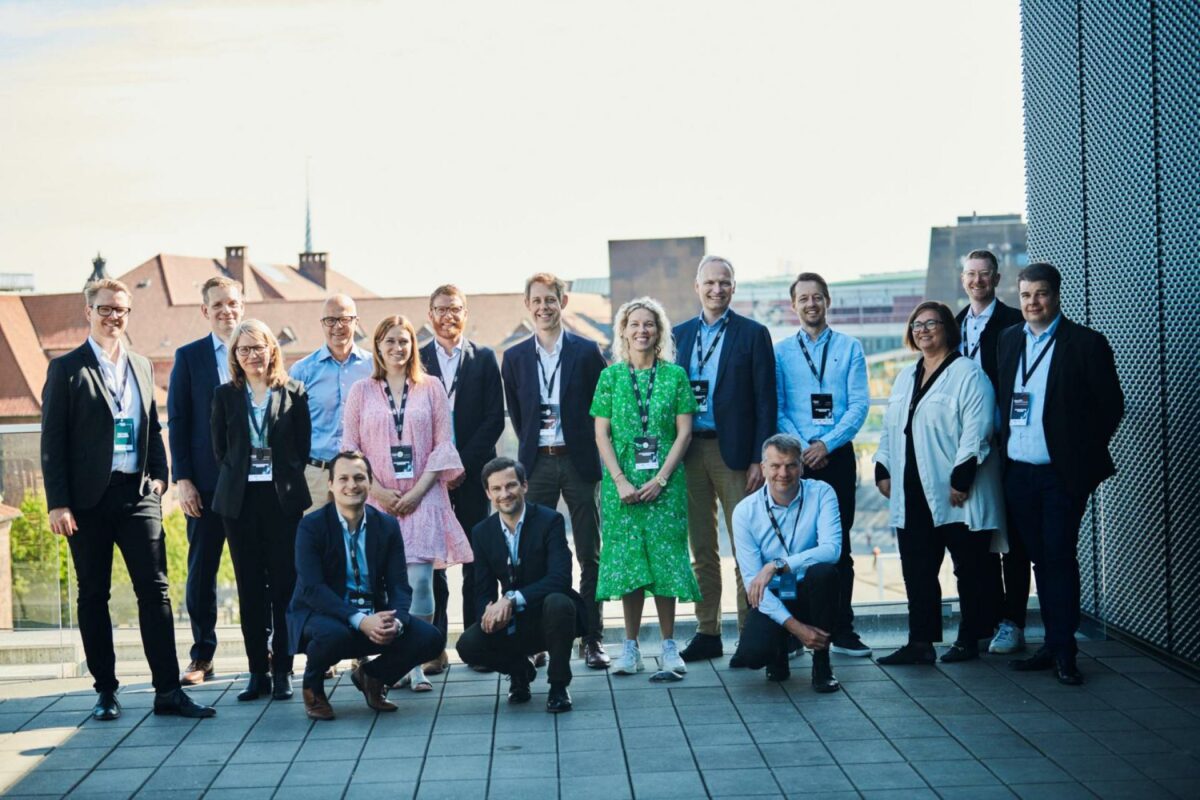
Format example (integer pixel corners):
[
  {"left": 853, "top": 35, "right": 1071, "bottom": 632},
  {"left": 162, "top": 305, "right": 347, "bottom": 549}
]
[
  {"left": 762, "top": 445, "right": 802, "bottom": 496},
  {"left": 791, "top": 280, "right": 828, "bottom": 329},
  {"left": 86, "top": 288, "right": 131, "bottom": 343},
  {"left": 961, "top": 257, "right": 1000, "bottom": 305},
  {"left": 910, "top": 308, "right": 948, "bottom": 355},
  {"left": 429, "top": 292, "right": 466, "bottom": 344},
  {"left": 695, "top": 261, "right": 735, "bottom": 317},
  {"left": 1018, "top": 279, "right": 1061, "bottom": 328},
  {"left": 329, "top": 456, "right": 372, "bottom": 517},
  {"left": 234, "top": 332, "right": 271, "bottom": 379},
  {"left": 623, "top": 307, "right": 659, "bottom": 359},
  {"left": 321, "top": 295, "right": 358, "bottom": 351},
  {"left": 201, "top": 284, "right": 244, "bottom": 341},
  {"left": 485, "top": 466, "right": 528, "bottom": 517},
  {"left": 525, "top": 281, "right": 564, "bottom": 333},
  {"left": 378, "top": 325, "right": 413, "bottom": 375}
]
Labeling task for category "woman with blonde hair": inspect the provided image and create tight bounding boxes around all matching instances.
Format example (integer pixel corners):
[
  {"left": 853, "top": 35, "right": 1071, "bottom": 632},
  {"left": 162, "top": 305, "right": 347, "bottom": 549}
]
[
  {"left": 342, "top": 314, "right": 472, "bottom": 691},
  {"left": 592, "top": 297, "right": 700, "bottom": 680},
  {"left": 212, "top": 319, "right": 312, "bottom": 701}
]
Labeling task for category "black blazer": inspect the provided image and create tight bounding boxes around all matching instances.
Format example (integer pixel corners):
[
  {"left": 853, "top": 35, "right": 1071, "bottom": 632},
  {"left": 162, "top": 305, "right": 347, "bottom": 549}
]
[
  {"left": 167, "top": 335, "right": 225, "bottom": 493},
  {"left": 470, "top": 502, "right": 587, "bottom": 632},
  {"left": 40, "top": 341, "right": 168, "bottom": 511},
  {"left": 419, "top": 339, "right": 505, "bottom": 486},
  {"left": 996, "top": 316, "right": 1125, "bottom": 499},
  {"left": 955, "top": 299, "right": 1024, "bottom": 392},
  {"left": 286, "top": 504, "right": 412, "bottom": 653},
  {"left": 673, "top": 309, "right": 777, "bottom": 471},
  {"left": 211, "top": 378, "right": 312, "bottom": 518},
  {"left": 501, "top": 330, "right": 607, "bottom": 482}
]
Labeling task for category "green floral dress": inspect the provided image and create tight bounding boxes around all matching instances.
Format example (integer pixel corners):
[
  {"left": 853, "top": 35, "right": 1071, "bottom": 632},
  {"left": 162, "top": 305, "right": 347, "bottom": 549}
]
[{"left": 591, "top": 360, "right": 701, "bottom": 601}]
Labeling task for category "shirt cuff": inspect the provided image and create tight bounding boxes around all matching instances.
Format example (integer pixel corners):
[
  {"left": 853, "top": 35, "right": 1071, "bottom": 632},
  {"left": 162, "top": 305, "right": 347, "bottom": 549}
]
[
  {"left": 875, "top": 463, "right": 891, "bottom": 483},
  {"left": 512, "top": 591, "right": 527, "bottom": 612},
  {"left": 349, "top": 612, "right": 367, "bottom": 631},
  {"left": 950, "top": 457, "right": 978, "bottom": 492}
]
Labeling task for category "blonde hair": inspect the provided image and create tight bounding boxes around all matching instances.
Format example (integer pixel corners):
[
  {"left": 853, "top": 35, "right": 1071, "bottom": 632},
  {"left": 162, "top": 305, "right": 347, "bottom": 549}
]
[
  {"left": 84, "top": 278, "right": 130, "bottom": 305},
  {"left": 228, "top": 319, "right": 288, "bottom": 389},
  {"left": 613, "top": 296, "right": 675, "bottom": 364},
  {"left": 371, "top": 315, "right": 426, "bottom": 383},
  {"left": 201, "top": 276, "right": 243, "bottom": 304},
  {"left": 524, "top": 272, "right": 566, "bottom": 300}
]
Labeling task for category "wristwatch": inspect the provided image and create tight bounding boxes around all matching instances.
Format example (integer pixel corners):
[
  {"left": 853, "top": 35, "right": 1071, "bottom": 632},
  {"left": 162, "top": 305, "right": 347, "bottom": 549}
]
[{"left": 773, "top": 558, "right": 787, "bottom": 574}]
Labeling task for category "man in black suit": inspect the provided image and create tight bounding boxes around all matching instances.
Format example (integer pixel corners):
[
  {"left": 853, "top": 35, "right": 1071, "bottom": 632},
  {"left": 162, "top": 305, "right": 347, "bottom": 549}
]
[
  {"left": 168, "top": 275, "right": 244, "bottom": 685},
  {"left": 41, "top": 279, "right": 215, "bottom": 721},
  {"left": 953, "top": 250, "right": 1028, "bottom": 657},
  {"left": 456, "top": 457, "right": 584, "bottom": 713},
  {"left": 501, "top": 273, "right": 610, "bottom": 669},
  {"left": 287, "top": 451, "right": 445, "bottom": 720},
  {"left": 997, "top": 263, "right": 1124, "bottom": 685},
  {"left": 420, "top": 284, "right": 505, "bottom": 673},
  {"left": 673, "top": 256, "right": 777, "bottom": 662}
]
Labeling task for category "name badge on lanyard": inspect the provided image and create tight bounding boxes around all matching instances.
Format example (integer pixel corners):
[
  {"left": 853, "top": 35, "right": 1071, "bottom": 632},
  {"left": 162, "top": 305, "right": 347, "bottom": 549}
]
[
  {"left": 690, "top": 380, "right": 709, "bottom": 413},
  {"left": 246, "top": 389, "right": 273, "bottom": 481},
  {"left": 764, "top": 486, "right": 802, "bottom": 600},
  {"left": 769, "top": 571, "right": 798, "bottom": 600},
  {"left": 539, "top": 403, "right": 560, "bottom": 442},
  {"left": 800, "top": 333, "right": 833, "bottom": 427},
  {"left": 248, "top": 447, "right": 273, "bottom": 482},
  {"left": 384, "top": 381, "right": 416, "bottom": 479},
  {"left": 633, "top": 436, "right": 660, "bottom": 471},
  {"left": 1012, "top": 330, "right": 1057, "bottom": 430},
  {"left": 628, "top": 363, "right": 660, "bottom": 473},
  {"left": 692, "top": 319, "right": 728, "bottom": 406},
  {"left": 810, "top": 393, "right": 834, "bottom": 426},
  {"left": 113, "top": 418, "right": 135, "bottom": 452},
  {"left": 391, "top": 445, "right": 415, "bottom": 479}
]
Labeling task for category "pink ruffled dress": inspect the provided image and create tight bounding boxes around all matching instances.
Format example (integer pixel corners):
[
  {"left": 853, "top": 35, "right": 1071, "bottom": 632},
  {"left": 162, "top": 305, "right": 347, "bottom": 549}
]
[{"left": 342, "top": 377, "right": 473, "bottom": 567}]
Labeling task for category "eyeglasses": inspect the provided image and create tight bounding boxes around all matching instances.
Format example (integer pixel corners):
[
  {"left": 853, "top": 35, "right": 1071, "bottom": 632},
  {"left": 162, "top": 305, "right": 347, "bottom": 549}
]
[
  {"left": 962, "top": 270, "right": 996, "bottom": 281},
  {"left": 92, "top": 305, "right": 131, "bottom": 318},
  {"left": 431, "top": 305, "right": 465, "bottom": 318},
  {"left": 910, "top": 320, "right": 945, "bottom": 333},
  {"left": 321, "top": 316, "right": 357, "bottom": 329},
  {"left": 235, "top": 345, "right": 269, "bottom": 357}
]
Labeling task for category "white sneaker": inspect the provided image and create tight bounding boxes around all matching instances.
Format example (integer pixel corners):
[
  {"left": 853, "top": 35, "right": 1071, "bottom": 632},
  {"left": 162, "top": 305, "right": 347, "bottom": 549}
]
[
  {"left": 660, "top": 639, "right": 687, "bottom": 675},
  {"left": 612, "top": 640, "right": 644, "bottom": 675},
  {"left": 988, "top": 621, "right": 1026, "bottom": 654}
]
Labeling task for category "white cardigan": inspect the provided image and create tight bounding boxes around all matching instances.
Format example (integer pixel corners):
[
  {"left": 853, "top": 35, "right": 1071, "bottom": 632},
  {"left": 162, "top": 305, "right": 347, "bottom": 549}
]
[{"left": 874, "top": 356, "right": 1007, "bottom": 546}]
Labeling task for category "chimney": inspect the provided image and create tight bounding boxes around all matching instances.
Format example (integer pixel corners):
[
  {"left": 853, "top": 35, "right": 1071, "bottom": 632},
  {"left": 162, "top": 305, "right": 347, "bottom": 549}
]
[
  {"left": 298, "top": 251, "right": 328, "bottom": 289},
  {"left": 225, "top": 245, "right": 247, "bottom": 285}
]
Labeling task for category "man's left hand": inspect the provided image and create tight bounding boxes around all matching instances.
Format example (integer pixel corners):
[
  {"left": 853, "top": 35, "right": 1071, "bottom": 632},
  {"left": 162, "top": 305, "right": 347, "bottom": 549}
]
[
  {"left": 746, "top": 562, "right": 776, "bottom": 609},
  {"left": 745, "top": 463, "right": 765, "bottom": 493}
]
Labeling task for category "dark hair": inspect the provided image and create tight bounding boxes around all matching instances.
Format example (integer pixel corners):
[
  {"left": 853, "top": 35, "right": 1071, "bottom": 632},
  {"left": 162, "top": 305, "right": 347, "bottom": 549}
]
[
  {"left": 903, "top": 301, "right": 961, "bottom": 351},
  {"left": 480, "top": 456, "right": 527, "bottom": 488},
  {"left": 964, "top": 249, "right": 999, "bottom": 272},
  {"left": 1017, "top": 262, "right": 1062, "bottom": 295},
  {"left": 789, "top": 272, "right": 830, "bottom": 302},
  {"left": 327, "top": 450, "right": 374, "bottom": 482}
]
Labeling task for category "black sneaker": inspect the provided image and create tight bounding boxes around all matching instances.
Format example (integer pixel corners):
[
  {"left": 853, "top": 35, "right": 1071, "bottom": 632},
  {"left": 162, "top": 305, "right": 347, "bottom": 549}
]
[
  {"left": 679, "top": 632, "right": 723, "bottom": 662},
  {"left": 830, "top": 632, "right": 872, "bottom": 657}
]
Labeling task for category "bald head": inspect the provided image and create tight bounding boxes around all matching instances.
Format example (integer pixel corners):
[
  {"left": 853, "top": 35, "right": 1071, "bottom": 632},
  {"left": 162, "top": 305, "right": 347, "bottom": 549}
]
[{"left": 321, "top": 294, "right": 359, "bottom": 360}]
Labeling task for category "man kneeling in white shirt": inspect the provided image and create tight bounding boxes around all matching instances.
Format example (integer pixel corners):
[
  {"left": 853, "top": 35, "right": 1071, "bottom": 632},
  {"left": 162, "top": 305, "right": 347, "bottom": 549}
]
[{"left": 730, "top": 433, "right": 842, "bottom": 693}]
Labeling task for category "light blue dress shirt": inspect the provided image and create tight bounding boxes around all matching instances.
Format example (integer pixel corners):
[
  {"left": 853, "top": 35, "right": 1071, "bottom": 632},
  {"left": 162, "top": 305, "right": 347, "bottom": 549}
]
[
  {"left": 247, "top": 389, "right": 270, "bottom": 449},
  {"left": 501, "top": 505, "right": 528, "bottom": 611},
  {"left": 774, "top": 327, "right": 869, "bottom": 453},
  {"left": 289, "top": 344, "right": 373, "bottom": 461},
  {"left": 1006, "top": 314, "right": 1062, "bottom": 465},
  {"left": 688, "top": 309, "right": 730, "bottom": 432},
  {"left": 961, "top": 298, "right": 997, "bottom": 364},
  {"left": 88, "top": 337, "right": 143, "bottom": 474},
  {"left": 731, "top": 480, "right": 842, "bottom": 627},
  {"left": 338, "top": 511, "right": 371, "bottom": 630},
  {"left": 211, "top": 333, "right": 231, "bottom": 384}
]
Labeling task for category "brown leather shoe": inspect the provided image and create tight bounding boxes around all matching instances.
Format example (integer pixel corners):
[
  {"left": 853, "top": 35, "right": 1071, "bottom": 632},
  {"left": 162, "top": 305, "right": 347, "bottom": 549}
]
[
  {"left": 422, "top": 650, "right": 450, "bottom": 676},
  {"left": 180, "top": 659, "right": 214, "bottom": 686},
  {"left": 582, "top": 639, "right": 611, "bottom": 669},
  {"left": 532, "top": 651, "right": 548, "bottom": 668},
  {"left": 351, "top": 663, "right": 398, "bottom": 712},
  {"left": 303, "top": 689, "right": 335, "bottom": 721}
]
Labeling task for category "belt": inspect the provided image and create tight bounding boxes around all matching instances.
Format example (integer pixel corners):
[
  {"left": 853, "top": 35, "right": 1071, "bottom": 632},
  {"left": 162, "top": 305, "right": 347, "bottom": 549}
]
[
  {"left": 692, "top": 430, "right": 718, "bottom": 440},
  {"left": 538, "top": 445, "right": 569, "bottom": 455},
  {"left": 108, "top": 471, "right": 141, "bottom": 486},
  {"left": 308, "top": 458, "right": 331, "bottom": 469}
]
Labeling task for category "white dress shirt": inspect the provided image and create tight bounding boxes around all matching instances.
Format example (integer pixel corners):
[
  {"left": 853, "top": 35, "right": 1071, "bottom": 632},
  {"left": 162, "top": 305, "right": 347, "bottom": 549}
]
[
  {"left": 88, "top": 336, "right": 143, "bottom": 474},
  {"left": 500, "top": 505, "right": 527, "bottom": 610},
  {"left": 535, "top": 329, "right": 566, "bottom": 447},
  {"left": 961, "top": 298, "right": 997, "bottom": 364},
  {"left": 435, "top": 341, "right": 462, "bottom": 411}
]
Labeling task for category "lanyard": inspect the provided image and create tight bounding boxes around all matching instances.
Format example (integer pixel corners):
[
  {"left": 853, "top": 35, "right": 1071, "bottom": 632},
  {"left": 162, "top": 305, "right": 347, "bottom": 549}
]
[
  {"left": 797, "top": 332, "right": 830, "bottom": 387},
  {"left": 538, "top": 352, "right": 561, "bottom": 398},
  {"left": 441, "top": 357, "right": 461, "bottom": 400},
  {"left": 104, "top": 358, "right": 130, "bottom": 415},
  {"left": 694, "top": 317, "right": 730, "bottom": 374},
  {"left": 627, "top": 362, "right": 658, "bottom": 436},
  {"left": 246, "top": 387, "right": 272, "bottom": 448},
  {"left": 383, "top": 380, "right": 410, "bottom": 439},
  {"left": 763, "top": 485, "right": 803, "bottom": 552},
  {"left": 960, "top": 314, "right": 988, "bottom": 360},
  {"left": 1019, "top": 328, "right": 1059, "bottom": 388}
]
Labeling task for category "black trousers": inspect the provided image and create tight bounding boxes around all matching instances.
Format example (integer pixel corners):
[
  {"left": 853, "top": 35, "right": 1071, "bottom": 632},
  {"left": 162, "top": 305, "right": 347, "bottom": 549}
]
[
  {"left": 223, "top": 483, "right": 299, "bottom": 674},
  {"left": 301, "top": 614, "right": 444, "bottom": 692},
  {"left": 1004, "top": 461, "right": 1087, "bottom": 658},
  {"left": 456, "top": 593, "right": 578, "bottom": 685},
  {"left": 733, "top": 562, "right": 838, "bottom": 669},
  {"left": 69, "top": 478, "right": 180, "bottom": 694},
  {"left": 805, "top": 444, "right": 857, "bottom": 636},
  {"left": 185, "top": 491, "right": 226, "bottom": 662},
  {"left": 983, "top": 519, "right": 1032, "bottom": 630},
  {"left": 432, "top": 477, "right": 491, "bottom": 636}
]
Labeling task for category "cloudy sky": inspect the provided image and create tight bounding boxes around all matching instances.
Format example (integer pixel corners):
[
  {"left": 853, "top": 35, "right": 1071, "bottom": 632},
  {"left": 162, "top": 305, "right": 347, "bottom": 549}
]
[{"left": 0, "top": 0, "right": 1025, "bottom": 297}]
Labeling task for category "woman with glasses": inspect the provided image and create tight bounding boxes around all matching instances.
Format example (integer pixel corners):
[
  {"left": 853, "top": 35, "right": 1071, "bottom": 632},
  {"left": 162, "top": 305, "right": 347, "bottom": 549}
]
[
  {"left": 342, "top": 314, "right": 472, "bottom": 692},
  {"left": 212, "top": 319, "right": 312, "bottom": 701},
  {"left": 873, "top": 301, "right": 1004, "bottom": 665}
]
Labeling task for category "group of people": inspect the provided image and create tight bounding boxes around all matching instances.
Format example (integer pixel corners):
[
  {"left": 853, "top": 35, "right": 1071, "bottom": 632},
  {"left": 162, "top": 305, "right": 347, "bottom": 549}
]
[{"left": 39, "top": 249, "right": 1123, "bottom": 725}]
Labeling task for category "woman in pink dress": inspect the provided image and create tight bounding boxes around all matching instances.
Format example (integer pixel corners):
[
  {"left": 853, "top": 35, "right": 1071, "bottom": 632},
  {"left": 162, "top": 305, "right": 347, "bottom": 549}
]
[{"left": 343, "top": 314, "right": 473, "bottom": 691}]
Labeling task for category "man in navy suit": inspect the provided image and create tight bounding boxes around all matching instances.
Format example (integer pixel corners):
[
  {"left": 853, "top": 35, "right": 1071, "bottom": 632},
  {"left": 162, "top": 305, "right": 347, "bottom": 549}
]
[
  {"left": 287, "top": 451, "right": 445, "bottom": 720},
  {"left": 168, "top": 276, "right": 243, "bottom": 685},
  {"left": 501, "top": 273, "right": 610, "bottom": 669},
  {"left": 674, "top": 256, "right": 777, "bottom": 663}
]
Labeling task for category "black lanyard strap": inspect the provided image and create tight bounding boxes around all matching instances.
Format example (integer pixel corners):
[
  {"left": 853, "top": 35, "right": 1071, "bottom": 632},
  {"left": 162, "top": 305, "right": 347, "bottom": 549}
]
[
  {"left": 694, "top": 317, "right": 730, "bottom": 373},
  {"left": 960, "top": 321, "right": 981, "bottom": 360},
  {"left": 538, "top": 353, "right": 561, "bottom": 398},
  {"left": 763, "top": 484, "right": 803, "bottom": 552},
  {"left": 104, "top": 360, "right": 130, "bottom": 415},
  {"left": 246, "top": 387, "right": 272, "bottom": 447},
  {"left": 383, "top": 380, "right": 410, "bottom": 439},
  {"left": 797, "top": 332, "right": 830, "bottom": 387},
  {"left": 1019, "top": 328, "right": 1059, "bottom": 388},
  {"left": 441, "top": 359, "right": 461, "bottom": 400},
  {"left": 627, "top": 362, "right": 658, "bottom": 436},
  {"left": 348, "top": 525, "right": 365, "bottom": 589}
]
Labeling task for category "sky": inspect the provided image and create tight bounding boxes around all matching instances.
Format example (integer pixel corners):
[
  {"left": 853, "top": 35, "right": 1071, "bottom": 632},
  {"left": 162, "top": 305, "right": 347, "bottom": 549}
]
[{"left": 0, "top": 0, "right": 1026, "bottom": 297}]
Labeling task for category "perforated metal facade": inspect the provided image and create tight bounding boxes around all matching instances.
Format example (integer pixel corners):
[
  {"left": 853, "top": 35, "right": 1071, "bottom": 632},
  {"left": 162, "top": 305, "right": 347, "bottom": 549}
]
[{"left": 1021, "top": 0, "right": 1200, "bottom": 666}]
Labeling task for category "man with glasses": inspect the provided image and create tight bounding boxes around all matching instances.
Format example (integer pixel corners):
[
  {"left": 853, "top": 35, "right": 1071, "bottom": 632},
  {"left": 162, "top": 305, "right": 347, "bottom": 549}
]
[
  {"left": 290, "top": 294, "right": 373, "bottom": 514},
  {"left": 168, "top": 276, "right": 244, "bottom": 685},
  {"left": 419, "top": 285, "right": 505, "bottom": 673},
  {"left": 41, "top": 279, "right": 215, "bottom": 721}
]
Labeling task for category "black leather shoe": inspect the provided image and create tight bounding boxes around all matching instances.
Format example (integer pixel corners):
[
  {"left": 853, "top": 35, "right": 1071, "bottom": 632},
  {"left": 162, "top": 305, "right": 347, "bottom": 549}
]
[
  {"left": 765, "top": 661, "right": 790, "bottom": 682},
  {"left": 876, "top": 643, "right": 937, "bottom": 666},
  {"left": 940, "top": 642, "right": 980, "bottom": 663},
  {"left": 546, "top": 682, "right": 573, "bottom": 713},
  {"left": 679, "top": 632, "right": 724, "bottom": 663},
  {"left": 1055, "top": 658, "right": 1084, "bottom": 686},
  {"left": 508, "top": 660, "right": 535, "bottom": 704},
  {"left": 272, "top": 672, "right": 294, "bottom": 700},
  {"left": 1010, "top": 647, "right": 1055, "bottom": 672},
  {"left": 91, "top": 690, "right": 121, "bottom": 721},
  {"left": 153, "top": 688, "right": 217, "bottom": 718},
  {"left": 811, "top": 650, "right": 840, "bottom": 693},
  {"left": 237, "top": 673, "right": 271, "bottom": 701}
]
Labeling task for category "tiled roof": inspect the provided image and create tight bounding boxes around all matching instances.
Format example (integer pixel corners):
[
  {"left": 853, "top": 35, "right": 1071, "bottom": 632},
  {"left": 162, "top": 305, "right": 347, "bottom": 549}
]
[{"left": 0, "top": 296, "right": 50, "bottom": 418}]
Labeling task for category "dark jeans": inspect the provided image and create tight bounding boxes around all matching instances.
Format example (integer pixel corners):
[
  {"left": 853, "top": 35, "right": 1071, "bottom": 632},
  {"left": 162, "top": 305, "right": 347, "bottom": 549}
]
[
  {"left": 526, "top": 454, "right": 602, "bottom": 641},
  {"left": 223, "top": 483, "right": 299, "bottom": 674},
  {"left": 806, "top": 443, "right": 857, "bottom": 636},
  {"left": 1004, "top": 461, "right": 1087, "bottom": 658},
  {"left": 984, "top": 522, "right": 1032, "bottom": 629},
  {"left": 733, "top": 562, "right": 839, "bottom": 669},
  {"left": 433, "top": 477, "right": 492, "bottom": 636},
  {"left": 301, "top": 615, "right": 444, "bottom": 693},
  {"left": 185, "top": 492, "right": 226, "bottom": 662},
  {"left": 456, "top": 593, "right": 578, "bottom": 685},
  {"left": 69, "top": 479, "right": 180, "bottom": 694}
]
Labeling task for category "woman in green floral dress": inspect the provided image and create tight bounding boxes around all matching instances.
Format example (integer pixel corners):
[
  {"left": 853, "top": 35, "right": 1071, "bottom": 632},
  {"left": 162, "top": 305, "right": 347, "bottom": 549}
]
[{"left": 592, "top": 296, "right": 700, "bottom": 680}]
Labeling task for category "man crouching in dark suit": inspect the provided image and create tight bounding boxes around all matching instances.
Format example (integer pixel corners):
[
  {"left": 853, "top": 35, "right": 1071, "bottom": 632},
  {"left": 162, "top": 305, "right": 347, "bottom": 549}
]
[
  {"left": 456, "top": 457, "right": 585, "bottom": 713},
  {"left": 287, "top": 451, "right": 444, "bottom": 720}
]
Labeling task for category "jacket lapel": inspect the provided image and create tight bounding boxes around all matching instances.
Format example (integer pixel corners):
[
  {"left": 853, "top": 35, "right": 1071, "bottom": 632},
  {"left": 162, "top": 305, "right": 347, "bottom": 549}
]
[
  {"left": 557, "top": 333, "right": 576, "bottom": 401},
  {"left": 325, "top": 505, "right": 350, "bottom": 592},
  {"left": 80, "top": 342, "right": 116, "bottom": 415},
  {"left": 266, "top": 384, "right": 284, "bottom": 441},
  {"left": 1044, "top": 316, "right": 1070, "bottom": 411},
  {"left": 675, "top": 320, "right": 696, "bottom": 370},
  {"left": 714, "top": 311, "right": 738, "bottom": 388},
  {"left": 203, "top": 338, "right": 222, "bottom": 388},
  {"left": 421, "top": 342, "right": 442, "bottom": 379}
]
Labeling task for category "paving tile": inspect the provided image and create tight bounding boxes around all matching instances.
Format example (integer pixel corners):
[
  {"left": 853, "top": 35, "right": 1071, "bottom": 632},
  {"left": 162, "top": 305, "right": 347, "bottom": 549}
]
[
  {"left": 911, "top": 758, "right": 1001, "bottom": 787},
  {"left": 935, "top": 787, "right": 1018, "bottom": 799},
  {"left": 420, "top": 754, "right": 490, "bottom": 781},
  {"left": 871, "top": 713, "right": 947, "bottom": 739},
  {"left": 1155, "top": 778, "right": 1200, "bottom": 799},
  {"left": 956, "top": 731, "right": 1040, "bottom": 759},
  {"left": 812, "top": 717, "right": 882, "bottom": 740},
  {"left": 132, "top": 789, "right": 204, "bottom": 800},
  {"left": 1087, "top": 728, "right": 1174, "bottom": 755},
  {"left": 486, "top": 776, "right": 559, "bottom": 800},
  {"left": 556, "top": 747, "right": 626, "bottom": 777},
  {"left": 683, "top": 722, "right": 754, "bottom": 747},
  {"left": 344, "top": 782, "right": 416, "bottom": 800},
  {"left": 1133, "top": 752, "right": 1200, "bottom": 780},
  {"left": 1022, "top": 730, "right": 1108, "bottom": 757},
  {"left": 414, "top": 779, "right": 487, "bottom": 800},
  {"left": 999, "top": 711, "right": 1079, "bottom": 735},
  {"left": 5, "top": 767, "right": 88, "bottom": 795},
  {"left": 560, "top": 776, "right": 632, "bottom": 800},
  {"left": 746, "top": 720, "right": 819, "bottom": 744},
  {"left": 490, "top": 752, "right": 556, "bottom": 779},
  {"left": 621, "top": 725, "right": 688, "bottom": 749},
  {"left": 38, "top": 744, "right": 111, "bottom": 770},
  {"left": 350, "top": 757, "right": 424, "bottom": 784},
  {"left": 99, "top": 744, "right": 174, "bottom": 769},
  {"left": 826, "top": 737, "right": 902, "bottom": 764},
  {"left": 1007, "top": 782, "right": 1096, "bottom": 799},
  {"left": 163, "top": 741, "right": 238, "bottom": 767},
  {"left": 840, "top": 761, "right": 928, "bottom": 790},
  {"left": 630, "top": 770, "right": 707, "bottom": 799},
  {"left": 70, "top": 766, "right": 155, "bottom": 794},
  {"left": 625, "top": 744, "right": 695, "bottom": 774},
  {"left": 890, "top": 735, "right": 973, "bottom": 761},
  {"left": 983, "top": 756, "right": 1074, "bottom": 784},
  {"left": 771, "top": 765, "right": 854, "bottom": 792},
  {"left": 228, "top": 740, "right": 302, "bottom": 764},
  {"left": 690, "top": 743, "right": 766, "bottom": 770},
  {"left": 295, "top": 736, "right": 365, "bottom": 761},
  {"left": 201, "top": 789, "right": 275, "bottom": 800},
  {"left": 280, "top": 758, "right": 355, "bottom": 786},
  {"left": 757, "top": 740, "right": 831, "bottom": 767},
  {"left": 210, "top": 762, "right": 288, "bottom": 789},
  {"left": 432, "top": 714, "right": 494, "bottom": 735},
  {"left": 559, "top": 727, "right": 621, "bottom": 752},
  {"left": 139, "top": 764, "right": 221, "bottom": 791},
  {"left": 702, "top": 767, "right": 781, "bottom": 796}
]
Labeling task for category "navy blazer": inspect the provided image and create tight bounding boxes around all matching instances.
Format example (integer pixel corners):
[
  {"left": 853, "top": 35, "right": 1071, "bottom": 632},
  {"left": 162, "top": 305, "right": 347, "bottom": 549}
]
[
  {"left": 286, "top": 504, "right": 412, "bottom": 654},
  {"left": 955, "top": 300, "right": 1024, "bottom": 393},
  {"left": 470, "top": 502, "right": 587, "bottom": 633},
  {"left": 673, "top": 309, "right": 777, "bottom": 471},
  {"left": 501, "top": 330, "right": 607, "bottom": 482},
  {"left": 167, "top": 335, "right": 224, "bottom": 493},
  {"left": 419, "top": 339, "right": 506, "bottom": 484}
]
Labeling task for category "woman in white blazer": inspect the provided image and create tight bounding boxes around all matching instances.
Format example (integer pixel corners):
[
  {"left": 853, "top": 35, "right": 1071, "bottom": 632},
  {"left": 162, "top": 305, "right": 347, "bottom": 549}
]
[{"left": 873, "top": 301, "right": 1005, "bottom": 666}]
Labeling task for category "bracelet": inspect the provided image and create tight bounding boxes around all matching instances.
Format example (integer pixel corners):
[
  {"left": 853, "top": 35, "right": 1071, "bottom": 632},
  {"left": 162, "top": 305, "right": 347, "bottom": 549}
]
[
  {"left": 613, "top": 473, "right": 626, "bottom": 482},
  {"left": 655, "top": 475, "right": 668, "bottom": 488}
]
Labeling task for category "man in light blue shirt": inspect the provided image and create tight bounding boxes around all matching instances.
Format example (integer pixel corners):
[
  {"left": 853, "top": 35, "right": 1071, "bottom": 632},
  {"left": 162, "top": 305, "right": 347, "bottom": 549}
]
[
  {"left": 290, "top": 294, "right": 373, "bottom": 513},
  {"left": 730, "top": 434, "right": 841, "bottom": 693},
  {"left": 775, "top": 272, "right": 871, "bottom": 658}
]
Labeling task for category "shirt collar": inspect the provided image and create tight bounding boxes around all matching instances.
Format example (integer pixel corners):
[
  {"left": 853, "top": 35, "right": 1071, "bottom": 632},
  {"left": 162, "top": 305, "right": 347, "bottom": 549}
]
[
  {"left": 764, "top": 481, "right": 805, "bottom": 512},
  {"left": 700, "top": 308, "right": 731, "bottom": 331},
  {"left": 535, "top": 329, "right": 565, "bottom": 358},
  {"left": 211, "top": 332, "right": 228, "bottom": 354},
  {"left": 438, "top": 340, "right": 463, "bottom": 359},
  {"left": 1023, "top": 313, "right": 1063, "bottom": 341},
  {"left": 500, "top": 504, "right": 528, "bottom": 538},
  {"left": 968, "top": 298, "right": 998, "bottom": 321},
  {"left": 337, "top": 510, "right": 367, "bottom": 539},
  {"left": 87, "top": 335, "right": 125, "bottom": 367},
  {"left": 318, "top": 343, "right": 369, "bottom": 364},
  {"left": 801, "top": 326, "right": 832, "bottom": 347}
]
